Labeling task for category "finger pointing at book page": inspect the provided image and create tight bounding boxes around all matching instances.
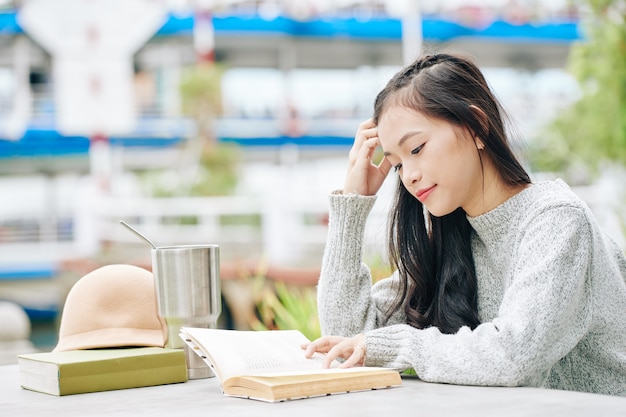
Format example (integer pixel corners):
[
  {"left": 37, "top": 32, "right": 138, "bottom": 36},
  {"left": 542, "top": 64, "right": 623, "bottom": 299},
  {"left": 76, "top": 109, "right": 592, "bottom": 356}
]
[
  {"left": 302, "top": 335, "right": 345, "bottom": 365},
  {"left": 303, "top": 334, "right": 366, "bottom": 368}
]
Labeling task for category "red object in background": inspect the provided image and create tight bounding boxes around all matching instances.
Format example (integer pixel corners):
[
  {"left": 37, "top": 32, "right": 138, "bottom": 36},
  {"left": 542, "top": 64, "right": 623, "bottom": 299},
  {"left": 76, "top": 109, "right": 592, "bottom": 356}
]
[
  {"left": 90, "top": 132, "right": 108, "bottom": 145},
  {"left": 194, "top": 9, "right": 215, "bottom": 64}
]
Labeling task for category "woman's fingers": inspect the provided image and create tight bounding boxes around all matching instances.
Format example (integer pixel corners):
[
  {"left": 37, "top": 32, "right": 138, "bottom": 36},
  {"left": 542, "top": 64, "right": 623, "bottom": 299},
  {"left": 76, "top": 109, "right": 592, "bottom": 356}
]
[
  {"left": 355, "top": 119, "right": 376, "bottom": 143},
  {"left": 303, "top": 336, "right": 344, "bottom": 358},
  {"left": 304, "top": 335, "right": 366, "bottom": 369},
  {"left": 356, "top": 136, "right": 379, "bottom": 161},
  {"left": 349, "top": 128, "right": 378, "bottom": 163},
  {"left": 324, "top": 336, "right": 365, "bottom": 368},
  {"left": 338, "top": 345, "right": 365, "bottom": 368},
  {"left": 349, "top": 119, "right": 376, "bottom": 155}
]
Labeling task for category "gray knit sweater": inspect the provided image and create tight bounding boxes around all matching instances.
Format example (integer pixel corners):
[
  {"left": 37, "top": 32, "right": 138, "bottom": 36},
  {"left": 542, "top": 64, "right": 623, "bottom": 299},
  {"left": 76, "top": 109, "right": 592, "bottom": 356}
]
[{"left": 317, "top": 179, "right": 626, "bottom": 396}]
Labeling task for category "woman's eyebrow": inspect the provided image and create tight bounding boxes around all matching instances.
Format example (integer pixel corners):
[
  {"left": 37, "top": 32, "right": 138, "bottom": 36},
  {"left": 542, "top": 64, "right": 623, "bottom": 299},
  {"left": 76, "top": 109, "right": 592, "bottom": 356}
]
[{"left": 383, "top": 130, "right": 424, "bottom": 156}]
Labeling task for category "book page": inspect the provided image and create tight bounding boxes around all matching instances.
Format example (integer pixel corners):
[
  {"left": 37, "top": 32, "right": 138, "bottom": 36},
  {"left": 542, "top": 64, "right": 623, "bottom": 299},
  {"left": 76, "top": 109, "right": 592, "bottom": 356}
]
[{"left": 180, "top": 328, "right": 332, "bottom": 382}]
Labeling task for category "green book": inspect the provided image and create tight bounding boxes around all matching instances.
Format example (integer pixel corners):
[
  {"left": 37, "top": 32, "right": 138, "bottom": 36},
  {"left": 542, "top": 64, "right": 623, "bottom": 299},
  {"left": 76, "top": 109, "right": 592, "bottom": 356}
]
[{"left": 17, "top": 347, "right": 188, "bottom": 396}]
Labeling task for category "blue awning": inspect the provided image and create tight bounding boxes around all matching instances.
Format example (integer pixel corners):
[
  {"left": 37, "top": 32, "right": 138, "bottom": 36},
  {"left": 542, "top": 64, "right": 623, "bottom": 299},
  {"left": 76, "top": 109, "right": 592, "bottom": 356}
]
[
  {"left": 1, "top": 10, "right": 582, "bottom": 43},
  {"left": 0, "top": 127, "right": 185, "bottom": 159}
]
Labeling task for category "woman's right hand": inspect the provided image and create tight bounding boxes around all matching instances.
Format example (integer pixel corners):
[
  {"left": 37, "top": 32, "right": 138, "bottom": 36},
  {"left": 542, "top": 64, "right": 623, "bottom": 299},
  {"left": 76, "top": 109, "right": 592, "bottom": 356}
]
[{"left": 343, "top": 119, "right": 392, "bottom": 196}]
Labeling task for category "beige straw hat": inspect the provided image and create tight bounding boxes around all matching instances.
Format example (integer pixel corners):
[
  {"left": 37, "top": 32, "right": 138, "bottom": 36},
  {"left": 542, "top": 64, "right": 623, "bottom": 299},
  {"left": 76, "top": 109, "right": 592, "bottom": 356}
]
[{"left": 54, "top": 264, "right": 167, "bottom": 351}]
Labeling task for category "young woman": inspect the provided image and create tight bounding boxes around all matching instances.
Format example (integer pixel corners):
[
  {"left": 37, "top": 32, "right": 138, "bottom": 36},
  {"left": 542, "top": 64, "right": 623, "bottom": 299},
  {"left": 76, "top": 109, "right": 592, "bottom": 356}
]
[{"left": 303, "top": 53, "right": 626, "bottom": 396}]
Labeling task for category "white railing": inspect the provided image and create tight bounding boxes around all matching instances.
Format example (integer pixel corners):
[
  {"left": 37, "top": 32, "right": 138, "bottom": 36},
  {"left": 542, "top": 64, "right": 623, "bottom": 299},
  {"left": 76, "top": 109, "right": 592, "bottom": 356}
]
[
  {"left": 0, "top": 189, "right": 390, "bottom": 268},
  {"left": 4, "top": 175, "right": 621, "bottom": 273},
  {"left": 89, "top": 192, "right": 387, "bottom": 265},
  {"left": 96, "top": 195, "right": 264, "bottom": 246}
]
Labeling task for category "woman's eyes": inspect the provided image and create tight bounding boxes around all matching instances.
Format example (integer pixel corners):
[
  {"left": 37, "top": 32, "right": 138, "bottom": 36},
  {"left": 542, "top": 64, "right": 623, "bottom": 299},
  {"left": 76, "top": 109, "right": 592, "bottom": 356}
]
[{"left": 392, "top": 144, "right": 425, "bottom": 172}]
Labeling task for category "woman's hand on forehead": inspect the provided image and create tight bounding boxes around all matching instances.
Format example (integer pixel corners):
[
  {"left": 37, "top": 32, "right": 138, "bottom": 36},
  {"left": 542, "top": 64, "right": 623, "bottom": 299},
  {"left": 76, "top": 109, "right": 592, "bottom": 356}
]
[{"left": 344, "top": 119, "right": 392, "bottom": 196}]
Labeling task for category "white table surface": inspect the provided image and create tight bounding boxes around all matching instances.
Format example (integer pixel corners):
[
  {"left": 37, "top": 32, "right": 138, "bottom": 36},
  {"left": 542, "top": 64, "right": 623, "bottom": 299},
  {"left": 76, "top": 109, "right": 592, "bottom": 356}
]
[{"left": 1, "top": 364, "right": 625, "bottom": 417}]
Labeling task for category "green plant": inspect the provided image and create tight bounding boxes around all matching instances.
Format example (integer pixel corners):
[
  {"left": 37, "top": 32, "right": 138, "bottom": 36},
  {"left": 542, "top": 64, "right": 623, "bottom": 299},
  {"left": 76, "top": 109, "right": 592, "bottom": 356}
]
[
  {"left": 140, "top": 62, "right": 242, "bottom": 197},
  {"left": 178, "top": 63, "right": 243, "bottom": 196},
  {"left": 179, "top": 63, "right": 225, "bottom": 143},
  {"left": 250, "top": 276, "right": 321, "bottom": 341},
  {"left": 188, "top": 142, "right": 242, "bottom": 196},
  {"left": 247, "top": 255, "right": 394, "bottom": 342},
  {"left": 530, "top": 0, "right": 626, "bottom": 176}
]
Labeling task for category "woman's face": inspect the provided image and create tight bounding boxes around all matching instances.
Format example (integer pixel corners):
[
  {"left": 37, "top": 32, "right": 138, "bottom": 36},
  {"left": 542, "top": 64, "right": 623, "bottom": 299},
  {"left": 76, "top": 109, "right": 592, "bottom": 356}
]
[{"left": 377, "top": 105, "right": 487, "bottom": 217}]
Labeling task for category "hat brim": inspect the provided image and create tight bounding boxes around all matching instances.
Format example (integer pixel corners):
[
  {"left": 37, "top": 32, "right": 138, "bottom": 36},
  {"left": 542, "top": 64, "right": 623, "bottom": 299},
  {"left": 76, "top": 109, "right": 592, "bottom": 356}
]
[{"left": 53, "top": 327, "right": 166, "bottom": 352}]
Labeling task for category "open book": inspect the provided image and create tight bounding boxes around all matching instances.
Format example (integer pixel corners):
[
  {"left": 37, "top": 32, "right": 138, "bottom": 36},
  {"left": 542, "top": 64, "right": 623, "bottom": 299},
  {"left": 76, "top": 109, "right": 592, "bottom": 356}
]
[{"left": 179, "top": 327, "right": 402, "bottom": 402}]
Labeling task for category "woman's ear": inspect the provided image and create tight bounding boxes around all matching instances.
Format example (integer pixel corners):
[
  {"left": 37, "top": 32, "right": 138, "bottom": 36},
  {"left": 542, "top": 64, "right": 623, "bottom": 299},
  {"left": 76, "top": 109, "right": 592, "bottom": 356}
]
[{"left": 469, "top": 104, "right": 489, "bottom": 140}]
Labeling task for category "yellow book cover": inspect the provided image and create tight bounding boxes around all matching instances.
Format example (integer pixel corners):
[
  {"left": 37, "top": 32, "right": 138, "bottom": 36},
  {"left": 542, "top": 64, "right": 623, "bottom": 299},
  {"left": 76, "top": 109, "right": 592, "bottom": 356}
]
[
  {"left": 180, "top": 327, "right": 402, "bottom": 402},
  {"left": 17, "top": 347, "right": 188, "bottom": 396}
]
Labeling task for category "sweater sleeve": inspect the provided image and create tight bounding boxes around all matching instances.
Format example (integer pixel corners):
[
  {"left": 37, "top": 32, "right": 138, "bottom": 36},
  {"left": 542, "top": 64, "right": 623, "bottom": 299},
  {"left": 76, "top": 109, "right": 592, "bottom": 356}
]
[
  {"left": 317, "top": 192, "right": 405, "bottom": 337},
  {"left": 364, "top": 204, "right": 594, "bottom": 387}
]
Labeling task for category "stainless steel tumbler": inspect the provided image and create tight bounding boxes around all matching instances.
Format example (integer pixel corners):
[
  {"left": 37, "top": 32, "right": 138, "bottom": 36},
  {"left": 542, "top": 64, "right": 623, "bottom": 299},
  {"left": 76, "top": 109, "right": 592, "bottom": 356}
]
[{"left": 151, "top": 244, "right": 221, "bottom": 379}]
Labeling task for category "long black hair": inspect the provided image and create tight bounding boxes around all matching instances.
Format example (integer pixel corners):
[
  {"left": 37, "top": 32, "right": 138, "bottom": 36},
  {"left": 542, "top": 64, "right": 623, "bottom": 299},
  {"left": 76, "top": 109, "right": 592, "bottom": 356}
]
[{"left": 373, "top": 53, "right": 531, "bottom": 334}]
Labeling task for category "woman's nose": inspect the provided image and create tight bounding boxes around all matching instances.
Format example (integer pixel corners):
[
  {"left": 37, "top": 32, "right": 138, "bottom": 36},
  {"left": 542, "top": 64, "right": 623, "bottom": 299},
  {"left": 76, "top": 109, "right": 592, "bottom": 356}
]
[{"left": 402, "top": 163, "right": 421, "bottom": 185}]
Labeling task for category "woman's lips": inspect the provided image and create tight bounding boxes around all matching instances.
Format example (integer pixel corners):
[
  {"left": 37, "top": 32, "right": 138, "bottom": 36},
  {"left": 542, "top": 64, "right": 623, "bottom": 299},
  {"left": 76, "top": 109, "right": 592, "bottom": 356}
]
[{"left": 416, "top": 185, "right": 436, "bottom": 202}]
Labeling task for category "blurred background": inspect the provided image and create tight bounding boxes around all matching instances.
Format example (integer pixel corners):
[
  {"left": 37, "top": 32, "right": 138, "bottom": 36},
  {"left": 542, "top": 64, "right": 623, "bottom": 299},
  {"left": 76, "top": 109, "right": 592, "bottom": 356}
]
[{"left": 0, "top": 0, "right": 624, "bottom": 360}]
